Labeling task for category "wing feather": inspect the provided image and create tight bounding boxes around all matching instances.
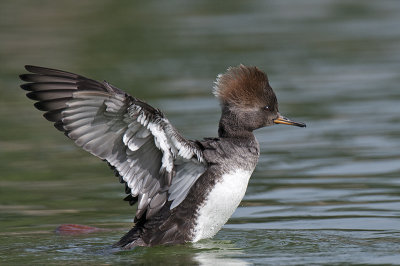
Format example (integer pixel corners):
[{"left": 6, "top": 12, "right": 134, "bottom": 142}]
[{"left": 20, "top": 65, "right": 207, "bottom": 220}]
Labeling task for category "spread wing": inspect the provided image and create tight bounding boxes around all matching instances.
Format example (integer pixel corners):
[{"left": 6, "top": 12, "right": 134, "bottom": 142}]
[{"left": 20, "top": 65, "right": 206, "bottom": 220}]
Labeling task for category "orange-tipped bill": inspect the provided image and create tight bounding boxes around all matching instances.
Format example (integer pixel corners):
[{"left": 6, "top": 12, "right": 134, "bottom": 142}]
[{"left": 274, "top": 114, "right": 306, "bottom": 127}]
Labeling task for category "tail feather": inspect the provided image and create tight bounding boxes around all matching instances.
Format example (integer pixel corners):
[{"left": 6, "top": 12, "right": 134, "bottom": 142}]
[{"left": 113, "top": 221, "right": 146, "bottom": 248}]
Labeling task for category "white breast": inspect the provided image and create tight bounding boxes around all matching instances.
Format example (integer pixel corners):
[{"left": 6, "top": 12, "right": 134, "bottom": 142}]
[{"left": 191, "top": 168, "right": 253, "bottom": 242}]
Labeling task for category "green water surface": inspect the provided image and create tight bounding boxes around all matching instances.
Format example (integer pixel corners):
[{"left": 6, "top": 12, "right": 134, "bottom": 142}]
[{"left": 1, "top": 1, "right": 400, "bottom": 265}]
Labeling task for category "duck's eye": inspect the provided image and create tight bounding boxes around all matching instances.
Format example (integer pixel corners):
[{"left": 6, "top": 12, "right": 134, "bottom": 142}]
[{"left": 264, "top": 105, "right": 270, "bottom": 110}]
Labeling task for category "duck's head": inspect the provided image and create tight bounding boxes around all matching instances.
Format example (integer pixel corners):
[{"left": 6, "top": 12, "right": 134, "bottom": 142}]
[{"left": 214, "top": 65, "right": 305, "bottom": 137}]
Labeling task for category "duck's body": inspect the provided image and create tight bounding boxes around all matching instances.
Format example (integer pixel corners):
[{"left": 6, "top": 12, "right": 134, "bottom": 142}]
[
  {"left": 116, "top": 136, "right": 259, "bottom": 248},
  {"left": 20, "top": 65, "right": 304, "bottom": 248}
]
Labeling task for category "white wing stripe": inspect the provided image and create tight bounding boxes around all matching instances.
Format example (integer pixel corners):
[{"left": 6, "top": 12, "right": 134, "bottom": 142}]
[
  {"left": 135, "top": 127, "right": 151, "bottom": 138},
  {"left": 123, "top": 124, "right": 141, "bottom": 144},
  {"left": 147, "top": 121, "right": 174, "bottom": 173},
  {"left": 127, "top": 135, "right": 150, "bottom": 151}
]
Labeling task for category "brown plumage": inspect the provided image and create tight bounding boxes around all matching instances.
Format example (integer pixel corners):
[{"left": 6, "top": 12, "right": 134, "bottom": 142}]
[{"left": 213, "top": 64, "right": 277, "bottom": 109}]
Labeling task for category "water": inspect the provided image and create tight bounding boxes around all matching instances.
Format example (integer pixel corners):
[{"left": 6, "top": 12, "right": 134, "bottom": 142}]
[{"left": 1, "top": 0, "right": 400, "bottom": 265}]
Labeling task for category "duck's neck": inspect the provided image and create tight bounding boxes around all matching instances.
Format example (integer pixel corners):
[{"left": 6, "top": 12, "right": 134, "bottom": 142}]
[{"left": 218, "top": 106, "right": 254, "bottom": 139}]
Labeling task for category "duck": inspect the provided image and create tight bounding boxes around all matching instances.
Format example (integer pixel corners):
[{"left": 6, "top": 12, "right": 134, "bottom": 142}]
[{"left": 20, "top": 64, "right": 305, "bottom": 249}]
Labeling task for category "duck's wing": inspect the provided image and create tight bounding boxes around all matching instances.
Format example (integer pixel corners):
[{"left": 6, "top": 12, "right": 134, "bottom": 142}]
[{"left": 20, "top": 65, "right": 206, "bottom": 220}]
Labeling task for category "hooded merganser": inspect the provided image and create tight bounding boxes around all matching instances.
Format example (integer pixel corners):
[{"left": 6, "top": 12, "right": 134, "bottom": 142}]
[{"left": 20, "top": 64, "right": 305, "bottom": 249}]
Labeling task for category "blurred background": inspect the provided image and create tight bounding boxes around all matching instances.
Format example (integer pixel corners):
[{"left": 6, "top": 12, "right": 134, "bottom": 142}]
[{"left": 1, "top": 0, "right": 400, "bottom": 264}]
